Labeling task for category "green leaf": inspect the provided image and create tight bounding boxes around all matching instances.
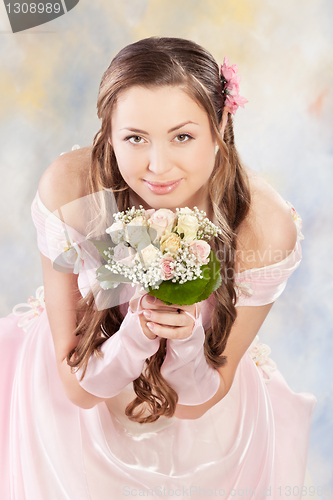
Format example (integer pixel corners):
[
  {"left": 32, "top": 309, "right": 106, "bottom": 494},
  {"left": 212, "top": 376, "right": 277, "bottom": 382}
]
[
  {"left": 96, "top": 264, "right": 131, "bottom": 283},
  {"left": 146, "top": 250, "right": 221, "bottom": 306},
  {"left": 147, "top": 267, "right": 210, "bottom": 306},
  {"left": 147, "top": 273, "right": 209, "bottom": 305},
  {"left": 89, "top": 239, "right": 114, "bottom": 260},
  {"left": 196, "top": 250, "right": 222, "bottom": 302}
]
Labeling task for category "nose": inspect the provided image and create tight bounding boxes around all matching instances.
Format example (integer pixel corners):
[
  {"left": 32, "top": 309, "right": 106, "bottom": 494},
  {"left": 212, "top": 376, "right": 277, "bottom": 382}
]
[{"left": 147, "top": 143, "right": 173, "bottom": 176}]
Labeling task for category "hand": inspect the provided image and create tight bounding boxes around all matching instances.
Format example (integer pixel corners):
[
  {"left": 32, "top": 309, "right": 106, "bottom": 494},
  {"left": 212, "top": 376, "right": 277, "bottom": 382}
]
[
  {"left": 138, "top": 294, "right": 201, "bottom": 341},
  {"left": 128, "top": 286, "right": 157, "bottom": 340}
]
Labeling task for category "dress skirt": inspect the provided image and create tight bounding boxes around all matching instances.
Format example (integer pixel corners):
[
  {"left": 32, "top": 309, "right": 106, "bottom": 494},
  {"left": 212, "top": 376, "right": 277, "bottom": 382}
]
[{"left": 0, "top": 308, "right": 317, "bottom": 500}]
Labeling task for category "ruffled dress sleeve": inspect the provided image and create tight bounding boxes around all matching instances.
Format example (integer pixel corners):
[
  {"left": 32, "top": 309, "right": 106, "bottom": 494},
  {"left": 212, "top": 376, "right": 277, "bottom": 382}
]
[
  {"left": 30, "top": 191, "right": 103, "bottom": 299},
  {"left": 31, "top": 191, "right": 88, "bottom": 272}
]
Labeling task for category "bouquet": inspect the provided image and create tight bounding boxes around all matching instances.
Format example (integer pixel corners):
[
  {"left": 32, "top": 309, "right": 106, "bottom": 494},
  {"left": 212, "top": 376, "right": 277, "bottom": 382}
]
[{"left": 92, "top": 206, "right": 222, "bottom": 306}]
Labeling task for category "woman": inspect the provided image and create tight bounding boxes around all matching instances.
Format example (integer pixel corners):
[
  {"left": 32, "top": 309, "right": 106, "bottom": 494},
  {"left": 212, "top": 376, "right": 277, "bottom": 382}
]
[{"left": 0, "top": 37, "right": 316, "bottom": 499}]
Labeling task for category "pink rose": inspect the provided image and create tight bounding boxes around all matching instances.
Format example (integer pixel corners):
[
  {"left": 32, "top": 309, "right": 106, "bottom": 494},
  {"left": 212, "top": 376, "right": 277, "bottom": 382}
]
[
  {"left": 145, "top": 208, "right": 156, "bottom": 219},
  {"left": 189, "top": 240, "right": 211, "bottom": 265},
  {"left": 113, "top": 243, "right": 137, "bottom": 268},
  {"left": 160, "top": 255, "right": 175, "bottom": 280},
  {"left": 148, "top": 209, "right": 176, "bottom": 239}
]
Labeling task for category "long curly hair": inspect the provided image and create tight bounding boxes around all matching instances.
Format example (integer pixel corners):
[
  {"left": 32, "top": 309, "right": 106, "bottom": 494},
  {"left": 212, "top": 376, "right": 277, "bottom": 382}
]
[{"left": 67, "top": 36, "right": 251, "bottom": 423}]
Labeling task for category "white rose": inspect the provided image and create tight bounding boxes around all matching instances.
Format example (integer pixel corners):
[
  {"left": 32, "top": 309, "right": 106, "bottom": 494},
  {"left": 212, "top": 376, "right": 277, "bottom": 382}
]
[
  {"left": 189, "top": 240, "right": 211, "bottom": 265},
  {"left": 140, "top": 244, "right": 160, "bottom": 267},
  {"left": 113, "top": 243, "right": 137, "bottom": 268},
  {"left": 176, "top": 214, "right": 199, "bottom": 242},
  {"left": 129, "top": 216, "right": 148, "bottom": 227},
  {"left": 125, "top": 216, "right": 151, "bottom": 249},
  {"left": 178, "top": 207, "right": 192, "bottom": 215},
  {"left": 106, "top": 220, "right": 125, "bottom": 244},
  {"left": 148, "top": 209, "right": 176, "bottom": 240},
  {"left": 160, "top": 231, "right": 182, "bottom": 256}
]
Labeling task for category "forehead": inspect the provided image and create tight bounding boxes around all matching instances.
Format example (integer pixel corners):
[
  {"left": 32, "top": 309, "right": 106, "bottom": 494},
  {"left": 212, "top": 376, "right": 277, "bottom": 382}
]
[{"left": 111, "top": 85, "right": 210, "bottom": 127}]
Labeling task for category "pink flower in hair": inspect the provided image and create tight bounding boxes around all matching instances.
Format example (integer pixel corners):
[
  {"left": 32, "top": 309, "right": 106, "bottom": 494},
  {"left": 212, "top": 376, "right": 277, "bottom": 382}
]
[{"left": 220, "top": 56, "right": 248, "bottom": 115}]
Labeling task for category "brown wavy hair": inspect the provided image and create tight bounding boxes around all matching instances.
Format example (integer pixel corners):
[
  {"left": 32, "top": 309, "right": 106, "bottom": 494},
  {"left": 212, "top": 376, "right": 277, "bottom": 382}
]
[{"left": 67, "top": 36, "right": 251, "bottom": 423}]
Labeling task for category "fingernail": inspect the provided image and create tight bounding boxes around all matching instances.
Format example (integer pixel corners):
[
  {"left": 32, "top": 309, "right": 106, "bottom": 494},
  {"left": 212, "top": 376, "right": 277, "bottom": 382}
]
[
  {"left": 143, "top": 310, "right": 152, "bottom": 319},
  {"left": 146, "top": 295, "right": 156, "bottom": 303},
  {"left": 147, "top": 322, "right": 155, "bottom": 330}
]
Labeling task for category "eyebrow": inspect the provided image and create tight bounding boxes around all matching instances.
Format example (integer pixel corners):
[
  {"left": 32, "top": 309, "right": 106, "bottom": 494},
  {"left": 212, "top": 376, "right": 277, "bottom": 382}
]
[{"left": 120, "top": 121, "right": 199, "bottom": 135}]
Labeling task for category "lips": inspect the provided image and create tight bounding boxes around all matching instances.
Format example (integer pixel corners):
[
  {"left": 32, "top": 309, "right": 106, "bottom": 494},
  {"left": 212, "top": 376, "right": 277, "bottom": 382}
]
[
  {"left": 144, "top": 179, "right": 181, "bottom": 186},
  {"left": 143, "top": 179, "right": 183, "bottom": 194}
]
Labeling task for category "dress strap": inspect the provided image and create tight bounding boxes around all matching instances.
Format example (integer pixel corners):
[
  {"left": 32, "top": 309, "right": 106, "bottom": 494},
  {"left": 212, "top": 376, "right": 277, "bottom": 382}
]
[
  {"left": 136, "top": 293, "right": 147, "bottom": 313},
  {"left": 129, "top": 291, "right": 148, "bottom": 315},
  {"left": 182, "top": 304, "right": 198, "bottom": 322}
]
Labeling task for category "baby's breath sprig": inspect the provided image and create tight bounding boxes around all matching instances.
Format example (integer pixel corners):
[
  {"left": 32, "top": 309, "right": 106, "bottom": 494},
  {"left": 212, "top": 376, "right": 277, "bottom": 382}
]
[
  {"left": 105, "top": 253, "right": 164, "bottom": 289},
  {"left": 113, "top": 205, "right": 147, "bottom": 224},
  {"left": 171, "top": 241, "right": 203, "bottom": 284}
]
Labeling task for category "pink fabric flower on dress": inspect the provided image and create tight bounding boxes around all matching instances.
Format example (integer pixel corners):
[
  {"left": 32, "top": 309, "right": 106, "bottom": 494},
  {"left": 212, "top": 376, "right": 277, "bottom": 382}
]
[
  {"left": 220, "top": 56, "right": 248, "bottom": 115},
  {"left": 247, "top": 335, "right": 277, "bottom": 384},
  {"left": 12, "top": 286, "right": 45, "bottom": 331}
]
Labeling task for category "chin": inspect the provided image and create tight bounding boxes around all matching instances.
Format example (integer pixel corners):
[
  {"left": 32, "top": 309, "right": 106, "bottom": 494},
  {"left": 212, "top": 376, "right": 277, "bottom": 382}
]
[
  {"left": 146, "top": 196, "right": 185, "bottom": 211},
  {"left": 132, "top": 186, "right": 192, "bottom": 211}
]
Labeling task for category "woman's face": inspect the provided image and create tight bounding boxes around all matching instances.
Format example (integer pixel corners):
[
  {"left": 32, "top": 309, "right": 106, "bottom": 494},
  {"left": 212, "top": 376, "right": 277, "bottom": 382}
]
[{"left": 110, "top": 85, "right": 217, "bottom": 213}]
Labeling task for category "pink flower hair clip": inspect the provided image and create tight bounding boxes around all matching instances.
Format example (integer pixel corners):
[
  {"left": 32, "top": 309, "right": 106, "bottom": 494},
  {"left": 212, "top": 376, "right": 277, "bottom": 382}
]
[{"left": 220, "top": 56, "right": 248, "bottom": 116}]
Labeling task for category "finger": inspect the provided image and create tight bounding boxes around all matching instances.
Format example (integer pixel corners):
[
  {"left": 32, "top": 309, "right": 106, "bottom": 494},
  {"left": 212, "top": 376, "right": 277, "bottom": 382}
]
[
  {"left": 142, "top": 309, "right": 190, "bottom": 328},
  {"left": 172, "top": 303, "right": 199, "bottom": 313},
  {"left": 141, "top": 295, "right": 179, "bottom": 312},
  {"left": 145, "top": 322, "right": 192, "bottom": 340},
  {"left": 169, "top": 303, "right": 201, "bottom": 320}
]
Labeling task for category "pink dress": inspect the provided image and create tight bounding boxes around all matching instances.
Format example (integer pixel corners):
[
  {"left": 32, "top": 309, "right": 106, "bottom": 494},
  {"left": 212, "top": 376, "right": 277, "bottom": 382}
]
[{"left": 0, "top": 192, "right": 316, "bottom": 500}]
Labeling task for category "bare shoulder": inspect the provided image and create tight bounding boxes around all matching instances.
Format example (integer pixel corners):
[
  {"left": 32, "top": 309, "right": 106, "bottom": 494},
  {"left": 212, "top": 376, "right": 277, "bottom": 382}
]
[
  {"left": 38, "top": 146, "right": 93, "bottom": 212},
  {"left": 235, "top": 166, "right": 298, "bottom": 272}
]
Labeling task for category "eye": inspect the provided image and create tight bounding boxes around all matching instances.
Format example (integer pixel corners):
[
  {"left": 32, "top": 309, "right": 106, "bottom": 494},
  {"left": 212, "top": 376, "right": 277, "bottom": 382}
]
[
  {"left": 174, "top": 134, "right": 193, "bottom": 143},
  {"left": 126, "top": 136, "right": 145, "bottom": 144}
]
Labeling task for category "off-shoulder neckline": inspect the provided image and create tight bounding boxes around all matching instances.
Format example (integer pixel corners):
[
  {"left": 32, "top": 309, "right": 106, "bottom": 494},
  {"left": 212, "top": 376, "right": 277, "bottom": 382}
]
[
  {"left": 35, "top": 190, "right": 57, "bottom": 217},
  {"left": 34, "top": 191, "right": 301, "bottom": 276},
  {"left": 235, "top": 200, "right": 302, "bottom": 275},
  {"left": 234, "top": 239, "right": 300, "bottom": 276}
]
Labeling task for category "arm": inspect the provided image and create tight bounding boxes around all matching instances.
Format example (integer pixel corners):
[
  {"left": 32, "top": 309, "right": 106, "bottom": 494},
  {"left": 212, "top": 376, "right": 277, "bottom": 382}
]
[
  {"left": 38, "top": 155, "right": 159, "bottom": 408},
  {"left": 37, "top": 154, "right": 106, "bottom": 409},
  {"left": 155, "top": 199, "right": 298, "bottom": 419},
  {"left": 159, "top": 309, "right": 222, "bottom": 407},
  {"left": 173, "top": 302, "right": 274, "bottom": 419},
  {"left": 40, "top": 252, "right": 106, "bottom": 409},
  {"left": 40, "top": 223, "right": 161, "bottom": 408},
  {"left": 142, "top": 296, "right": 274, "bottom": 420}
]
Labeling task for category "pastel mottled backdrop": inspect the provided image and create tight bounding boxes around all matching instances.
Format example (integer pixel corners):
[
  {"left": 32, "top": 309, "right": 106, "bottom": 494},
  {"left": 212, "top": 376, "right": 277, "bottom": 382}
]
[{"left": 0, "top": 0, "right": 332, "bottom": 497}]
